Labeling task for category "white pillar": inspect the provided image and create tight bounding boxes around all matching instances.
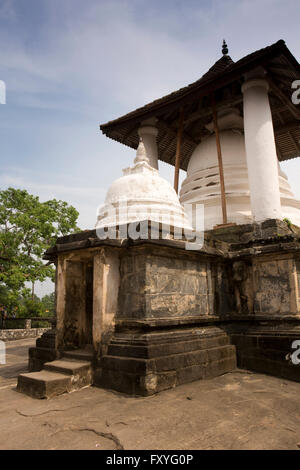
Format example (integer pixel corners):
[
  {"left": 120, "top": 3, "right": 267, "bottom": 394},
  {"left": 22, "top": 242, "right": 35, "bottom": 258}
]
[
  {"left": 242, "top": 77, "right": 282, "bottom": 222},
  {"left": 138, "top": 118, "right": 159, "bottom": 169}
]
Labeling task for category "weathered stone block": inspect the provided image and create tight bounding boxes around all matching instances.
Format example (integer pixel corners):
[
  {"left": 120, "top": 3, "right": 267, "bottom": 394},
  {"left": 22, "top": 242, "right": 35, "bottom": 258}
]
[
  {"left": 253, "top": 257, "right": 297, "bottom": 315},
  {"left": 98, "top": 328, "right": 236, "bottom": 395}
]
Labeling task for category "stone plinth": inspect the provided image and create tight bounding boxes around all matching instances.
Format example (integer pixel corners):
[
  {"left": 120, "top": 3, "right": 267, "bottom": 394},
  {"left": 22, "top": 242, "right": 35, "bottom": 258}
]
[
  {"left": 96, "top": 327, "right": 236, "bottom": 396},
  {"left": 95, "top": 241, "right": 237, "bottom": 395},
  {"left": 230, "top": 323, "right": 300, "bottom": 383},
  {"left": 23, "top": 220, "right": 300, "bottom": 396}
]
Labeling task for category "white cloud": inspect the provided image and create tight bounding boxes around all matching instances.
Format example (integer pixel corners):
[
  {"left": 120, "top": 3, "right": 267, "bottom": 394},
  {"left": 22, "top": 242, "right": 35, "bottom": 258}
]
[
  {"left": 1, "top": 0, "right": 300, "bottom": 228},
  {"left": 0, "top": 0, "right": 299, "bottom": 118}
]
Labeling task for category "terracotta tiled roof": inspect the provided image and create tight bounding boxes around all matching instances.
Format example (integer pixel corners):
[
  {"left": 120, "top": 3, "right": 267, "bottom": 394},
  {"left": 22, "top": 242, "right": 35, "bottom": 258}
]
[{"left": 200, "top": 54, "right": 234, "bottom": 80}]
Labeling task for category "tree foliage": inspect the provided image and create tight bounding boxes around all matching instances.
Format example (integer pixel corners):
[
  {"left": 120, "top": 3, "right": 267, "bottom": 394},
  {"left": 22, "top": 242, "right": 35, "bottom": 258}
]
[
  {"left": 40, "top": 292, "right": 55, "bottom": 316},
  {"left": 0, "top": 187, "right": 80, "bottom": 310}
]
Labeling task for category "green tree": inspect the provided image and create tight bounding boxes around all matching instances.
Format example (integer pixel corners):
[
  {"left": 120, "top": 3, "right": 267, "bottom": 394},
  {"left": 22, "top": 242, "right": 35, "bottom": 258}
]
[
  {"left": 0, "top": 188, "right": 80, "bottom": 307},
  {"left": 41, "top": 292, "right": 55, "bottom": 316}
]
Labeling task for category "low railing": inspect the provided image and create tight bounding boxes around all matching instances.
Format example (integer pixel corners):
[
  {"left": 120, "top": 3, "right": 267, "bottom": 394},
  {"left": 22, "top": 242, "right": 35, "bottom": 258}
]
[{"left": 0, "top": 317, "right": 55, "bottom": 330}]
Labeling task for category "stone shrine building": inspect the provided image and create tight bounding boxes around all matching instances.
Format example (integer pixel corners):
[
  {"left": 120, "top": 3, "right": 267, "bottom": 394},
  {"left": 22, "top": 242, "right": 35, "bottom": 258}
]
[{"left": 18, "top": 40, "right": 300, "bottom": 399}]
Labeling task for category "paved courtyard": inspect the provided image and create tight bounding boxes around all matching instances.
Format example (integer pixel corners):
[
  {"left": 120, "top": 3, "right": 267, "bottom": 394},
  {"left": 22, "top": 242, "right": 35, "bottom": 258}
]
[{"left": 0, "top": 338, "right": 299, "bottom": 450}]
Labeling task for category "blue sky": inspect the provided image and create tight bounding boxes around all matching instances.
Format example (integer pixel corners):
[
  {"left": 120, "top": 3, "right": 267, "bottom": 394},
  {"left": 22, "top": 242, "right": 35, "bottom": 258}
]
[{"left": 0, "top": 0, "right": 299, "bottom": 294}]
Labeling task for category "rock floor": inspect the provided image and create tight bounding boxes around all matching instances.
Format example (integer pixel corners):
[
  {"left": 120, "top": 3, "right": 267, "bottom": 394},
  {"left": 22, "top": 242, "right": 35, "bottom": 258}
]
[{"left": 0, "top": 338, "right": 299, "bottom": 450}]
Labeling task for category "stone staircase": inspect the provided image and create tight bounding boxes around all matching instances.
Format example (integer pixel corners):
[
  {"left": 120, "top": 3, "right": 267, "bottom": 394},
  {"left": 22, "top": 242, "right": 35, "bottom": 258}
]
[{"left": 17, "top": 348, "right": 94, "bottom": 399}]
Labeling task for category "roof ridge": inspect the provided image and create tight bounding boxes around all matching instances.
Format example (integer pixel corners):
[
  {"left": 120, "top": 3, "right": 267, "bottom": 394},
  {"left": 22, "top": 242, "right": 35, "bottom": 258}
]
[
  {"left": 101, "top": 39, "right": 296, "bottom": 130},
  {"left": 199, "top": 54, "right": 235, "bottom": 81}
]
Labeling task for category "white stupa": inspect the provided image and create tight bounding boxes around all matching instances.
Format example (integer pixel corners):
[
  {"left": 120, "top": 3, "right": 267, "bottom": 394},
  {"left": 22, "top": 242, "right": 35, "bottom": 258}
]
[
  {"left": 96, "top": 139, "right": 192, "bottom": 230},
  {"left": 180, "top": 108, "right": 300, "bottom": 230}
]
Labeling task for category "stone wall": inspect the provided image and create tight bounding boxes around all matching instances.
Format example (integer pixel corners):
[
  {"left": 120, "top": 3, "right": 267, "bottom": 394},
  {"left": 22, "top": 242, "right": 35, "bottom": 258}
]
[
  {"left": 0, "top": 328, "right": 50, "bottom": 342},
  {"left": 253, "top": 255, "right": 299, "bottom": 316},
  {"left": 97, "top": 243, "right": 238, "bottom": 395},
  {"left": 117, "top": 245, "right": 235, "bottom": 322},
  {"left": 230, "top": 324, "right": 300, "bottom": 382}
]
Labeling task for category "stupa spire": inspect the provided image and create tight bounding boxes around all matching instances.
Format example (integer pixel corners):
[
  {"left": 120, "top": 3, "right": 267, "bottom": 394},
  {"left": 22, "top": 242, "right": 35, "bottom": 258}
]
[{"left": 134, "top": 138, "right": 150, "bottom": 165}]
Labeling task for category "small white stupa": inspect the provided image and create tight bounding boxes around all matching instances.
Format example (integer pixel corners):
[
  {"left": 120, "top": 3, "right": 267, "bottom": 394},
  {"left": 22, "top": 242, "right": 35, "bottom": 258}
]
[
  {"left": 96, "top": 139, "right": 192, "bottom": 230},
  {"left": 180, "top": 108, "right": 300, "bottom": 230}
]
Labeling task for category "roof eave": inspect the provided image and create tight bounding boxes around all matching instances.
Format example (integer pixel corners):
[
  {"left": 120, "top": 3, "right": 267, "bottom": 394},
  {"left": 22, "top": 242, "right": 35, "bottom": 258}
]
[{"left": 100, "top": 40, "right": 298, "bottom": 134}]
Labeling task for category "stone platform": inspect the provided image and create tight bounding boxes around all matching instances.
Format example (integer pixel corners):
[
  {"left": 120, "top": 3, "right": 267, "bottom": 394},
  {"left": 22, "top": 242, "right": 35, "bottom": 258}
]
[
  {"left": 21, "top": 219, "right": 300, "bottom": 398},
  {"left": 2, "top": 340, "right": 300, "bottom": 450}
]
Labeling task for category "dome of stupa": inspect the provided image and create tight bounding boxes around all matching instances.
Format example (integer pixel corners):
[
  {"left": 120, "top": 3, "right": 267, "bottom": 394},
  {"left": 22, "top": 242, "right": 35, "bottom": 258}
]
[
  {"left": 180, "top": 108, "right": 300, "bottom": 230},
  {"left": 96, "top": 140, "right": 192, "bottom": 229}
]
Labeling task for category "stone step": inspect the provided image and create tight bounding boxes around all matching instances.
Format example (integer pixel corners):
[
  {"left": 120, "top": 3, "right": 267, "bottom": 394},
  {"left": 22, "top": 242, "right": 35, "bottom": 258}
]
[
  {"left": 17, "top": 370, "right": 71, "bottom": 399},
  {"left": 63, "top": 348, "right": 94, "bottom": 362},
  {"left": 44, "top": 359, "right": 92, "bottom": 376},
  {"left": 17, "top": 356, "right": 94, "bottom": 399}
]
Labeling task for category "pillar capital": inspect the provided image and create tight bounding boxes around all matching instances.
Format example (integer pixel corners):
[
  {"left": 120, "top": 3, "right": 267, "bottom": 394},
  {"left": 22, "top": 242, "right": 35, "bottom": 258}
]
[
  {"left": 141, "top": 117, "right": 158, "bottom": 126},
  {"left": 242, "top": 78, "right": 269, "bottom": 94},
  {"left": 138, "top": 125, "right": 158, "bottom": 138}
]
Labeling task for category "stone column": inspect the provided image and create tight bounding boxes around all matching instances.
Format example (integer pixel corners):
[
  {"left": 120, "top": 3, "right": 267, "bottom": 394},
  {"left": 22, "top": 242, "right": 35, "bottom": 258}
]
[
  {"left": 93, "top": 248, "right": 120, "bottom": 356},
  {"left": 242, "top": 76, "right": 281, "bottom": 222},
  {"left": 138, "top": 118, "right": 159, "bottom": 169},
  {"left": 55, "top": 255, "right": 67, "bottom": 349}
]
